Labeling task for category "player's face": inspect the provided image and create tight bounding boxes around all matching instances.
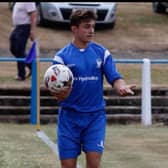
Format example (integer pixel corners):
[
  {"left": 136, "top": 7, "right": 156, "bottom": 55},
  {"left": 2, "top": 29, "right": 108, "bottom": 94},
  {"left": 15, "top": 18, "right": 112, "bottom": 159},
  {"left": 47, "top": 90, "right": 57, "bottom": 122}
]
[{"left": 72, "top": 19, "right": 95, "bottom": 45}]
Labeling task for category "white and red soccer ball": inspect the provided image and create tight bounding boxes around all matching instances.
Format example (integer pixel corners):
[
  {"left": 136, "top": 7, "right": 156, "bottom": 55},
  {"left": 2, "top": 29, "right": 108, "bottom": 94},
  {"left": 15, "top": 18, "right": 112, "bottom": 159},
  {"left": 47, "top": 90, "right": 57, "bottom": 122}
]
[{"left": 44, "top": 64, "right": 74, "bottom": 93}]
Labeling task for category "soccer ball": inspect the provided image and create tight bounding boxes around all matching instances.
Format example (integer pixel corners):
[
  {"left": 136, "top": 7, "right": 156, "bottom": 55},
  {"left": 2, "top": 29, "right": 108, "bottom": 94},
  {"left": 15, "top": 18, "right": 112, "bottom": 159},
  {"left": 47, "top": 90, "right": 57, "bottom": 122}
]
[{"left": 44, "top": 64, "right": 74, "bottom": 93}]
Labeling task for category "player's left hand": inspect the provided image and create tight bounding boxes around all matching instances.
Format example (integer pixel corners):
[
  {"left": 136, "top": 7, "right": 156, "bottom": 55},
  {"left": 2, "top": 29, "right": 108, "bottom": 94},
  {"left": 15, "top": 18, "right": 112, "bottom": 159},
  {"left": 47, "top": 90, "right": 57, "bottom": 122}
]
[{"left": 118, "top": 85, "right": 136, "bottom": 96}]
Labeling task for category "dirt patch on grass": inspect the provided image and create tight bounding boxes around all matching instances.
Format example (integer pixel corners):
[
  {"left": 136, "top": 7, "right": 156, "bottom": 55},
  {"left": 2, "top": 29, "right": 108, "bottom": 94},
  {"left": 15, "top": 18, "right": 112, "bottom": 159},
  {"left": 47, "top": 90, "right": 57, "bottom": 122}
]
[
  {"left": 1, "top": 3, "right": 168, "bottom": 54},
  {"left": 0, "top": 3, "right": 168, "bottom": 87}
]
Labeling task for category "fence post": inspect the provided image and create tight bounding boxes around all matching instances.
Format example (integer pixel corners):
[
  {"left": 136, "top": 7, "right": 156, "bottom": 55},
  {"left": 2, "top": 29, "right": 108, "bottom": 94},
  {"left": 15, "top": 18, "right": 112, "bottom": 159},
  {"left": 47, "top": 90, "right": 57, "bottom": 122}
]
[
  {"left": 30, "top": 59, "right": 37, "bottom": 124},
  {"left": 141, "top": 58, "right": 152, "bottom": 126},
  {"left": 30, "top": 40, "right": 40, "bottom": 126}
]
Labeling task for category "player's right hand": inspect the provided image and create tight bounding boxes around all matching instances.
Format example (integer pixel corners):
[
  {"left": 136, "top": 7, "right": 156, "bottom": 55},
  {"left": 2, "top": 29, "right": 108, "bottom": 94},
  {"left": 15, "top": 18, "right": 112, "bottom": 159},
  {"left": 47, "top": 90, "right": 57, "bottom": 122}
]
[{"left": 50, "top": 86, "right": 72, "bottom": 101}]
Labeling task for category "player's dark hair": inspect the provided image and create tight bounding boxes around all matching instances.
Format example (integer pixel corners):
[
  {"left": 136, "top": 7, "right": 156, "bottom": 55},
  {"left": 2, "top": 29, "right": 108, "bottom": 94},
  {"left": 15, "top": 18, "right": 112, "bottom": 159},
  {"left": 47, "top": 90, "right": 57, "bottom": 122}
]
[{"left": 70, "top": 9, "right": 97, "bottom": 27}]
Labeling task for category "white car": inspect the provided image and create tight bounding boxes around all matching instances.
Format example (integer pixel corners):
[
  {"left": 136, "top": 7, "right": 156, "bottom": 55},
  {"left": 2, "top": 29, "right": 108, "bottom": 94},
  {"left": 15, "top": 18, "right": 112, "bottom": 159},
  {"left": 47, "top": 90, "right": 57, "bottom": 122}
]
[{"left": 37, "top": 2, "right": 117, "bottom": 28}]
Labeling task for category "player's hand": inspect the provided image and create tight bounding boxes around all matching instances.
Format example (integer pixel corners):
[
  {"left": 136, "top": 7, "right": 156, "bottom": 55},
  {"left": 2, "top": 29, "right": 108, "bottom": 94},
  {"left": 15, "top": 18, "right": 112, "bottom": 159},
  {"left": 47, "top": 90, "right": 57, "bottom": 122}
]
[
  {"left": 50, "top": 86, "right": 72, "bottom": 101},
  {"left": 118, "top": 85, "right": 136, "bottom": 96}
]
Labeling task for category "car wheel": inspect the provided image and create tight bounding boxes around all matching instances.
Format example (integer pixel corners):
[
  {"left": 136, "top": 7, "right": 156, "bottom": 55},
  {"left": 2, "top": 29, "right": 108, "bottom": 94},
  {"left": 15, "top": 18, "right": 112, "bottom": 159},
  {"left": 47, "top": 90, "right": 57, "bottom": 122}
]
[
  {"left": 8, "top": 2, "right": 15, "bottom": 11},
  {"left": 153, "top": 2, "right": 166, "bottom": 13},
  {"left": 36, "top": 4, "right": 46, "bottom": 26},
  {"left": 107, "top": 21, "right": 116, "bottom": 29}
]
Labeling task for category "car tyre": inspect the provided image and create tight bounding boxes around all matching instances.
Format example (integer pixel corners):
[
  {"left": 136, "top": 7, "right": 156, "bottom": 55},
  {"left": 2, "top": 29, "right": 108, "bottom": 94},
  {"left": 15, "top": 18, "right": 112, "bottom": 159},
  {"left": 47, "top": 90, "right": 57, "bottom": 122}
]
[
  {"left": 109, "top": 21, "right": 116, "bottom": 29},
  {"left": 8, "top": 2, "right": 15, "bottom": 11},
  {"left": 153, "top": 2, "right": 166, "bottom": 13},
  {"left": 36, "top": 4, "right": 46, "bottom": 26}
]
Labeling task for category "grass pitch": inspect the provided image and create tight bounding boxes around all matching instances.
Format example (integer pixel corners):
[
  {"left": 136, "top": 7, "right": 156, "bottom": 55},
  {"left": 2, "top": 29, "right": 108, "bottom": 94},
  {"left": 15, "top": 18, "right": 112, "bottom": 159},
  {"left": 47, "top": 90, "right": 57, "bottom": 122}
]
[
  {"left": 0, "top": 123, "right": 168, "bottom": 168},
  {"left": 0, "top": 62, "right": 168, "bottom": 88}
]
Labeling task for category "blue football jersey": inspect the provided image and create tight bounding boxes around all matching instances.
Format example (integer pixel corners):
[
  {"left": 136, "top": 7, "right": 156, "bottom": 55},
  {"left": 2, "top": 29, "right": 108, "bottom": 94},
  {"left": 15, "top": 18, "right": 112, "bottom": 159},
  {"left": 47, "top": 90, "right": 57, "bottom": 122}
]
[{"left": 53, "top": 42, "right": 122, "bottom": 112}]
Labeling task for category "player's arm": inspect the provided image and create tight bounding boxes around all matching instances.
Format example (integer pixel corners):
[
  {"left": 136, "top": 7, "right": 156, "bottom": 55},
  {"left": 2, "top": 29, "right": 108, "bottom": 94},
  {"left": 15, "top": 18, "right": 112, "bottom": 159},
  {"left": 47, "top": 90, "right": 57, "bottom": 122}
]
[
  {"left": 103, "top": 50, "right": 136, "bottom": 96},
  {"left": 112, "top": 78, "right": 136, "bottom": 96}
]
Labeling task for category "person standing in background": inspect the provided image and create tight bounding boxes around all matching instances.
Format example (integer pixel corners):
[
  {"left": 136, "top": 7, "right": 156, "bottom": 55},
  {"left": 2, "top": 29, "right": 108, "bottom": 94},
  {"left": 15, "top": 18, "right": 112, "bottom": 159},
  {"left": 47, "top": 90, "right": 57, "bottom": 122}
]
[{"left": 9, "top": 2, "right": 37, "bottom": 81}]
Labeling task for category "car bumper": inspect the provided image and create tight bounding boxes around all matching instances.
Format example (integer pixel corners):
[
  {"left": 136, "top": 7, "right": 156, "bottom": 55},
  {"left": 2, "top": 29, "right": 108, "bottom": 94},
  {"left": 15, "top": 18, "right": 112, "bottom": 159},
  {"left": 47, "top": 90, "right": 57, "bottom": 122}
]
[{"left": 40, "top": 3, "right": 116, "bottom": 25}]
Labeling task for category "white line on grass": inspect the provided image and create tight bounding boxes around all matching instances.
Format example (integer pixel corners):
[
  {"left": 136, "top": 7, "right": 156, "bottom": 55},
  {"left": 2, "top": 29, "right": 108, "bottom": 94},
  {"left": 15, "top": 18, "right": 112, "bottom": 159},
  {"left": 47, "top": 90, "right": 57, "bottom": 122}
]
[
  {"left": 36, "top": 130, "right": 82, "bottom": 168},
  {"left": 36, "top": 130, "right": 58, "bottom": 154}
]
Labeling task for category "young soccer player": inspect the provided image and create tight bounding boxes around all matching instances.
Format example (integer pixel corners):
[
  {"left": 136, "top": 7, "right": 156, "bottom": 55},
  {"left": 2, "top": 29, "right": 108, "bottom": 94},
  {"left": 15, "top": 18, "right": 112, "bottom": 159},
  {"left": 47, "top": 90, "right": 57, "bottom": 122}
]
[{"left": 52, "top": 9, "right": 135, "bottom": 168}]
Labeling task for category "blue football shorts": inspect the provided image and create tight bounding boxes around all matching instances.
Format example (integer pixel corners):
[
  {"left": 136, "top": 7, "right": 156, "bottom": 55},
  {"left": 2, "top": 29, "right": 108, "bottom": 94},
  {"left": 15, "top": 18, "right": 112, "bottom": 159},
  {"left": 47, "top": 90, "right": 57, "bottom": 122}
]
[{"left": 57, "top": 108, "right": 106, "bottom": 160}]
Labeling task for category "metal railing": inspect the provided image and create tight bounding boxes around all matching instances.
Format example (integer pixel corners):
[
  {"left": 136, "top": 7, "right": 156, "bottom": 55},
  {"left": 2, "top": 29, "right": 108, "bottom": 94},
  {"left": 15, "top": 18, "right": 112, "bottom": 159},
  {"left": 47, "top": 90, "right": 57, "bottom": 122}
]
[{"left": 0, "top": 57, "right": 168, "bottom": 126}]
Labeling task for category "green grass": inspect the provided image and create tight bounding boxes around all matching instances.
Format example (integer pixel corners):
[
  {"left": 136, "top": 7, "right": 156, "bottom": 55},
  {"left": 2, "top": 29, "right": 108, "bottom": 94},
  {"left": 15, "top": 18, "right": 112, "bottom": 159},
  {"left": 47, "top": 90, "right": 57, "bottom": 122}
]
[
  {"left": 1, "top": 123, "right": 168, "bottom": 168},
  {"left": 0, "top": 124, "right": 57, "bottom": 168},
  {"left": 0, "top": 62, "right": 168, "bottom": 87},
  {"left": 133, "top": 14, "right": 168, "bottom": 25},
  {"left": 1, "top": 3, "right": 168, "bottom": 87},
  {"left": 103, "top": 125, "right": 168, "bottom": 168},
  {"left": 118, "top": 12, "right": 168, "bottom": 25}
]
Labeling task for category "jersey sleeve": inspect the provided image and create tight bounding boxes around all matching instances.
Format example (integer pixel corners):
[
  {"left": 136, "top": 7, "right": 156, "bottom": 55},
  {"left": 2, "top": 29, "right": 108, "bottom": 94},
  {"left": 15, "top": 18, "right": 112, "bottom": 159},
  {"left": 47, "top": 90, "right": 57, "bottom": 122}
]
[
  {"left": 52, "top": 44, "right": 72, "bottom": 65},
  {"left": 53, "top": 54, "right": 64, "bottom": 65},
  {"left": 103, "top": 49, "right": 122, "bottom": 85}
]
